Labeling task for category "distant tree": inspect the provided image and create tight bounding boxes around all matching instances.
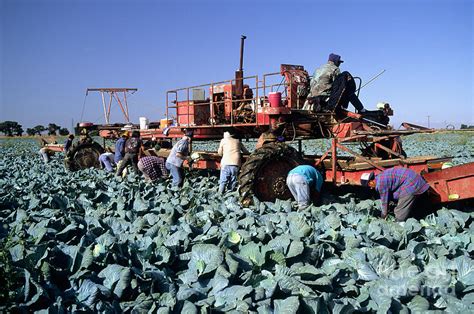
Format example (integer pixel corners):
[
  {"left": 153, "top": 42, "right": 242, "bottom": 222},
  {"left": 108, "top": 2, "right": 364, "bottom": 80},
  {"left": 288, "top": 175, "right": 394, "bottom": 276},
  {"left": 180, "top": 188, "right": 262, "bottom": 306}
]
[
  {"left": 48, "top": 123, "right": 61, "bottom": 135},
  {"left": 59, "top": 128, "right": 70, "bottom": 136},
  {"left": 33, "top": 125, "right": 46, "bottom": 136},
  {"left": 460, "top": 124, "right": 474, "bottom": 130},
  {"left": 14, "top": 126, "right": 24, "bottom": 136},
  {"left": 26, "top": 128, "right": 36, "bottom": 136},
  {"left": 0, "top": 121, "right": 22, "bottom": 136}
]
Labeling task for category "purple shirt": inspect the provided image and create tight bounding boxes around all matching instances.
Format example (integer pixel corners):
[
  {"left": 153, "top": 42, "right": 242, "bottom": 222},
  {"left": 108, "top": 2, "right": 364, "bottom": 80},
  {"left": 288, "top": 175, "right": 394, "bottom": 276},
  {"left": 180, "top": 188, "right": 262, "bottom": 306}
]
[{"left": 375, "top": 167, "right": 430, "bottom": 216}]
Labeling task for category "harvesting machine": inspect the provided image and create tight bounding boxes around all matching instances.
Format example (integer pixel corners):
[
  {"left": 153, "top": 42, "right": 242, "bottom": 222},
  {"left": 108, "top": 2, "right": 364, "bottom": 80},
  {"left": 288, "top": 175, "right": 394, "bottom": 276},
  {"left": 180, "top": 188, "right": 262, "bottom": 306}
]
[{"left": 51, "top": 36, "right": 474, "bottom": 207}]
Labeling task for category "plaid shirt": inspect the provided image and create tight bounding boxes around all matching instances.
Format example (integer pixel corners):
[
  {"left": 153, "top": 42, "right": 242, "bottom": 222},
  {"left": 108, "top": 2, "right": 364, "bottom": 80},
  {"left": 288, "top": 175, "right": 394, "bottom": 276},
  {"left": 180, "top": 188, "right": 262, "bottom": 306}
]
[
  {"left": 141, "top": 156, "right": 168, "bottom": 181},
  {"left": 375, "top": 167, "right": 429, "bottom": 216}
]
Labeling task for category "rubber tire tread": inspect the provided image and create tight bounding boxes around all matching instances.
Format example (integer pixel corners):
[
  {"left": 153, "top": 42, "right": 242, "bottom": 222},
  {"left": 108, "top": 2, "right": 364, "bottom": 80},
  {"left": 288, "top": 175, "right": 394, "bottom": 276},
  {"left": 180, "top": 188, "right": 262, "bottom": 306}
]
[
  {"left": 65, "top": 141, "right": 105, "bottom": 171},
  {"left": 238, "top": 142, "right": 304, "bottom": 206}
]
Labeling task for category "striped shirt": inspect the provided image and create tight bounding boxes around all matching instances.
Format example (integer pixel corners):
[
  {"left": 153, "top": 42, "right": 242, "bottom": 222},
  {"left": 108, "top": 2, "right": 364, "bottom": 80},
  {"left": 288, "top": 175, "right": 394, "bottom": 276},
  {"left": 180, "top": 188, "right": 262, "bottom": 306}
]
[
  {"left": 375, "top": 167, "right": 430, "bottom": 216},
  {"left": 140, "top": 156, "right": 168, "bottom": 181}
]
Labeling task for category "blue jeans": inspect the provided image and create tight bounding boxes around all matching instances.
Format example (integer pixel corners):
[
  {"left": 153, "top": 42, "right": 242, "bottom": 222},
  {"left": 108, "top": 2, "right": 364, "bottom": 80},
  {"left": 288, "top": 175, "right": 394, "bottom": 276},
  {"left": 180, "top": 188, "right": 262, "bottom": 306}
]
[
  {"left": 99, "top": 153, "right": 115, "bottom": 172},
  {"left": 219, "top": 165, "right": 239, "bottom": 193},
  {"left": 166, "top": 162, "right": 184, "bottom": 187},
  {"left": 286, "top": 173, "right": 310, "bottom": 208}
]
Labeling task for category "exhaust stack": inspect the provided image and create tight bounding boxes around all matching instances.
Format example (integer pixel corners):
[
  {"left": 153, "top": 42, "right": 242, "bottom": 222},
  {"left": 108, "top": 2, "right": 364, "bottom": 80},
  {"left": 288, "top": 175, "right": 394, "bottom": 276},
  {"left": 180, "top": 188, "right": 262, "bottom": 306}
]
[{"left": 235, "top": 35, "right": 246, "bottom": 98}]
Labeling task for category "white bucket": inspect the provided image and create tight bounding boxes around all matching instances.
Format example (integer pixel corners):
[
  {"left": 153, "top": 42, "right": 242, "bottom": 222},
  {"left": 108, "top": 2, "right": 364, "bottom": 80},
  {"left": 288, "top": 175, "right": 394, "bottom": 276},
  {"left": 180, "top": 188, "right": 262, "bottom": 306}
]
[{"left": 139, "top": 117, "right": 149, "bottom": 130}]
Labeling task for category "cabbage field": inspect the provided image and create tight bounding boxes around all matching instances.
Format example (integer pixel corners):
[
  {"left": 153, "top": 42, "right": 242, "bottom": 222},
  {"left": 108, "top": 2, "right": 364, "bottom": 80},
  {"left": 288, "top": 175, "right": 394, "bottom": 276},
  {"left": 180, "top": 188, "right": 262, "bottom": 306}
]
[{"left": 0, "top": 132, "right": 473, "bottom": 313}]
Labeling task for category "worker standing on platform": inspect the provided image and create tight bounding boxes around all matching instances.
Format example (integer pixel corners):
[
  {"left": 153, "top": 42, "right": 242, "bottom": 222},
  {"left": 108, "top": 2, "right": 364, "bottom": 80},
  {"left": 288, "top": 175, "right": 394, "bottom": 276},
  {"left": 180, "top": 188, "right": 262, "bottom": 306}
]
[
  {"left": 217, "top": 130, "right": 249, "bottom": 194},
  {"left": 286, "top": 165, "right": 323, "bottom": 209},
  {"left": 166, "top": 130, "right": 193, "bottom": 187},
  {"left": 361, "top": 167, "right": 430, "bottom": 221}
]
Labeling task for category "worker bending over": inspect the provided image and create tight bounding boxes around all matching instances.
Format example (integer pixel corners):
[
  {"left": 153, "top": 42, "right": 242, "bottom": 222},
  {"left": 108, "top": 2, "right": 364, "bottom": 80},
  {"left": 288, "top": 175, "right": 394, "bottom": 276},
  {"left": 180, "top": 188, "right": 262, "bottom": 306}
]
[
  {"left": 361, "top": 167, "right": 430, "bottom": 221},
  {"left": 99, "top": 148, "right": 116, "bottom": 172},
  {"left": 138, "top": 156, "right": 168, "bottom": 182},
  {"left": 286, "top": 165, "right": 323, "bottom": 209}
]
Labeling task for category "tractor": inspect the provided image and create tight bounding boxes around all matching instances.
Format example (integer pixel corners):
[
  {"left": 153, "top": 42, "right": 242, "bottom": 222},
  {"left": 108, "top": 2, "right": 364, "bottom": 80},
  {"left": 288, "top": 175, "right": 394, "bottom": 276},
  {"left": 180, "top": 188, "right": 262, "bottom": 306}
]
[{"left": 46, "top": 36, "right": 473, "bottom": 208}]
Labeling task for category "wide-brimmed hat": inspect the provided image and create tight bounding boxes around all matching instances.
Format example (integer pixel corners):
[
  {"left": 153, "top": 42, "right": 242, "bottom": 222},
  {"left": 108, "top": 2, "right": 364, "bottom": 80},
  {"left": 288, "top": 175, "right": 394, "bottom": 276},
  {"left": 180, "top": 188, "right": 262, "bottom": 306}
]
[
  {"left": 328, "top": 53, "right": 343, "bottom": 63},
  {"left": 262, "top": 132, "right": 277, "bottom": 144}
]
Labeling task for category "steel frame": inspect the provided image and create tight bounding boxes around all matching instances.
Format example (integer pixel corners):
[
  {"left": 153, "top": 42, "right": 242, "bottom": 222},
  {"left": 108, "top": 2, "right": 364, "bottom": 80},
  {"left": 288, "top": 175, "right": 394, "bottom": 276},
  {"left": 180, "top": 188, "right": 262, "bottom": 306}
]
[{"left": 86, "top": 88, "right": 138, "bottom": 124}]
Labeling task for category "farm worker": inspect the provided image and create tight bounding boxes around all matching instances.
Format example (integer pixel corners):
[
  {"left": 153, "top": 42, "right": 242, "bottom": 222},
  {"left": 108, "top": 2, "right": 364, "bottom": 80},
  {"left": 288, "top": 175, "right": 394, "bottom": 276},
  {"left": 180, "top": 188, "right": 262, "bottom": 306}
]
[
  {"left": 79, "top": 128, "right": 93, "bottom": 144},
  {"left": 306, "top": 53, "right": 366, "bottom": 113},
  {"left": 116, "top": 131, "right": 143, "bottom": 177},
  {"left": 286, "top": 165, "right": 323, "bottom": 209},
  {"left": 217, "top": 130, "right": 250, "bottom": 194},
  {"left": 64, "top": 134, "right": 74, "bottom": 153},
  {"left": 99, "top": 148, "right": 116, "bottom": 172},
  {"left": 255, "top": 131, "right": 277, "bottom": 150},
  {"left": 361, "top": 167, "right": 430, "bottom": 221},
  {"left": 256, "top": 120, "right": 286, "bottom": 150},
  {"left": 114, "top": 132, "right": 128, "bottom": 164},
  {"left": 39, "top": 147, "right": 52, "bottom": 163},
  {"left": 166, "top": 130, "right": 193, "bottom": 187},
  {"left": 138, "top": 156, "right": 169, "bottom": 182}
]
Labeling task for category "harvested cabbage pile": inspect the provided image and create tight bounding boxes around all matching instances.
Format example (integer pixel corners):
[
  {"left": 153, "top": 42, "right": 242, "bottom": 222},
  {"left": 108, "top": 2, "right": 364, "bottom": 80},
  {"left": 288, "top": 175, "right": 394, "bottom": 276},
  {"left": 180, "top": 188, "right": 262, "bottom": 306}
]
[{"left": 0, "top": 136, "right": 473, "bottom": 312}]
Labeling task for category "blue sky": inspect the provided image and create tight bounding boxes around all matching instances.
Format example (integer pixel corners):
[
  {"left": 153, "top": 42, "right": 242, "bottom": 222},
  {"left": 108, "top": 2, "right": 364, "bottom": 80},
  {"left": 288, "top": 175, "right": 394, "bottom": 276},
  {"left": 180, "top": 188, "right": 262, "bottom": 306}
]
[{"left": 1, "top": 0, "right": 472, "bottom": 130}]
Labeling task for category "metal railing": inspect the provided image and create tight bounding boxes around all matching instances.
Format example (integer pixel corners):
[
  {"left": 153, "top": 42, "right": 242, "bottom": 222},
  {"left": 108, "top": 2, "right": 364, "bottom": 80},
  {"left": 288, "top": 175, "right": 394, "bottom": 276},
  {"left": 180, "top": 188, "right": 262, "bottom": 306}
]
[{"left": 165, "top": 72, "right": 291, "bottom": 128}]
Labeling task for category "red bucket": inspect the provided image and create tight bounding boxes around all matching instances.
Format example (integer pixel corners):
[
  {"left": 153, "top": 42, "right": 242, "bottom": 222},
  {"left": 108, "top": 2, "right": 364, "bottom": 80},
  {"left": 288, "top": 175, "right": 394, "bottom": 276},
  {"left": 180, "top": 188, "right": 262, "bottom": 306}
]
[{"left": 268, "top": 92, "right": 282, "bottom": 107}]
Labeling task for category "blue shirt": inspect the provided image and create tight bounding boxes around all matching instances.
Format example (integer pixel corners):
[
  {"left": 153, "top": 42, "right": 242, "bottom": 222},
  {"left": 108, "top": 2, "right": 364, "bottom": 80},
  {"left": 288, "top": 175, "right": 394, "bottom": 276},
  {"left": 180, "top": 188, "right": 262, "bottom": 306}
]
[
  {"left": 166, "top": 137, "right": 190, "bottom": 167},
  {"left": 288, "top": 165, "right": 323, "bottom": 192},
  {"left": 114, "top": 137, "right": 126, "bottom": 163}
]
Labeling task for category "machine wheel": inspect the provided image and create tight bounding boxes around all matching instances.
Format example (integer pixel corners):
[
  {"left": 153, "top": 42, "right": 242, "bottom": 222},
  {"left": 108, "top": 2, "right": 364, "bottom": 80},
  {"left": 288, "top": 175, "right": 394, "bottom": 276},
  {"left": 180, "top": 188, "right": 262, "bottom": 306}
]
[
  {"left": 65, "top": 141, "right": 105, "bottom": 171},
  {"left": 238, "top": 142, "right": 304, "bottom": 206}
]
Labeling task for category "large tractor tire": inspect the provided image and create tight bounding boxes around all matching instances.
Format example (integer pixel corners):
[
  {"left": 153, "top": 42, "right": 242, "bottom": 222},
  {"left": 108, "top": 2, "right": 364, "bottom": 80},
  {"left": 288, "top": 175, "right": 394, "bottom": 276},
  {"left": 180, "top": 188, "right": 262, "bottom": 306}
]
[
  {"left": 238, "top": 143, "right": 304, "bottom": 206},
  {"left": 65, "top": 141, "right": 105, "bottom": 171}
]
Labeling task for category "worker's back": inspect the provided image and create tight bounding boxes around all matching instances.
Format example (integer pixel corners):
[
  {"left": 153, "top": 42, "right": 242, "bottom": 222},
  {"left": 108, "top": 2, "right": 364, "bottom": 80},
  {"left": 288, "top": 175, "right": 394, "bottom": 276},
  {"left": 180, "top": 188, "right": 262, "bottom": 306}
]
[{"left": 218, "top": 132, "right": 248, "bottom": 167}]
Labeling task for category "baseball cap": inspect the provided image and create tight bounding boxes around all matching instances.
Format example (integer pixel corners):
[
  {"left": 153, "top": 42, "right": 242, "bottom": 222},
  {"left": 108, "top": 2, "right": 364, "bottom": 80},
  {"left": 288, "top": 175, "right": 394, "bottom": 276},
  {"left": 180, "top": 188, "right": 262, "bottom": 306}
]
[{"left": 360, "top": 172, "right": 375, "bottom": 187}]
